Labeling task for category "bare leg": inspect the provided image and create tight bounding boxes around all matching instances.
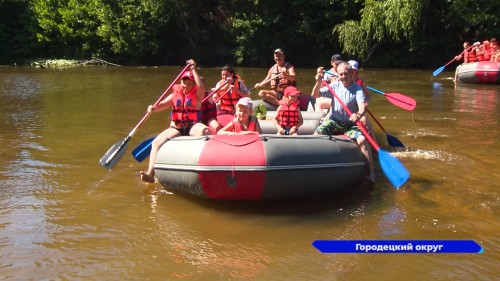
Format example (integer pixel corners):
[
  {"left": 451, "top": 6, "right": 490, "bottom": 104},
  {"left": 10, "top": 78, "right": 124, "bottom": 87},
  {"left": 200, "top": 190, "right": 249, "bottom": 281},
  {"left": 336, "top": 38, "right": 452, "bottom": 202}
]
[
  {"left": 208, "top": 118, "right": 221, "bottom": 133},
  {"left": 190, "top": 122, "right": 214, "bottom": 136},
  {"left": 258, "top": 90, "right": 280, "bottom": 107},
  {"left": 140, "top": 128, "right": 180, "bottom": 183},
  {"left": 314, "top": 97, "right": 331, "bottom": 113},
  {"left": 356, "top": 135, "right": 375, "bottom": 184},
  {"left": 360, "top": 116, "right": 376, "bottom": 142}
]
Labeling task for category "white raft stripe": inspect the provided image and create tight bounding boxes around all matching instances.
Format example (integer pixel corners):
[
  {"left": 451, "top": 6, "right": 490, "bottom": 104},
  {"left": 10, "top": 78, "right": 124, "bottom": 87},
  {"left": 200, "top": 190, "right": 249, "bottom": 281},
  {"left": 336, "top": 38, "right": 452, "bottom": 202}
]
[{"left": 155, "top": 162, "right": 366, "bottom": 172}]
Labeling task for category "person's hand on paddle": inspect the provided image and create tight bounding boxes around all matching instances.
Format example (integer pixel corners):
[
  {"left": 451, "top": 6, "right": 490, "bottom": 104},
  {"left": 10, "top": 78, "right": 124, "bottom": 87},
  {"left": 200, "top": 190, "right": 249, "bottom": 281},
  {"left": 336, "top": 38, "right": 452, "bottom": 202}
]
[
  {"left": 315, "top": 67, "right": 324, "bottom": 81},
  {"left": 186, "top": 59, "right": 196, "bottom": 69}
]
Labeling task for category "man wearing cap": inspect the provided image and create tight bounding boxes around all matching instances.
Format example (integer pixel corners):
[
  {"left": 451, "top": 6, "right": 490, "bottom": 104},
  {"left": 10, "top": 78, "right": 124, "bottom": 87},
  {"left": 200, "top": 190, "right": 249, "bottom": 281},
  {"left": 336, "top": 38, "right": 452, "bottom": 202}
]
[
  {"left": 140, "top": 59, "right": 213, "bottom": 183},
  {"left": 312, "top": 62, "right": 375, "bottom": 184},
  {"left": 324, "top": 54, "right": 342, "bottom": 82},
  {"left": 254, "top": 48, "right": 296, "bottom": 107}
]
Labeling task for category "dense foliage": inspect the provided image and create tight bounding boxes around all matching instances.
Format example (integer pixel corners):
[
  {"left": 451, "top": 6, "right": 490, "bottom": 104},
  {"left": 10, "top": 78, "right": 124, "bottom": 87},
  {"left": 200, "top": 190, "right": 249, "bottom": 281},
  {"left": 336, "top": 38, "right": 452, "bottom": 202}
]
[{"left": 0, "top": 0, "right": 498, "bottom": 67}]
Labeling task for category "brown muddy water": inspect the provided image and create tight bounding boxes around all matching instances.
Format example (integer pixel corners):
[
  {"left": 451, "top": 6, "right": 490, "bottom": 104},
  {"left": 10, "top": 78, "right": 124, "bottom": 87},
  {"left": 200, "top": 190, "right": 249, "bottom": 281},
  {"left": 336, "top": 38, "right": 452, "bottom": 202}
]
[{"left": 0, "top": 65, "right": 498, "bottom": 280}]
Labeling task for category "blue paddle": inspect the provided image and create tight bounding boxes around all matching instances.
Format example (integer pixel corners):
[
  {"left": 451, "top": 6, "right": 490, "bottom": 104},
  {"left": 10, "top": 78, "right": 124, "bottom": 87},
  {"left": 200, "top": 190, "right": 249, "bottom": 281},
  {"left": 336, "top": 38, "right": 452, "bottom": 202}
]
[
  {"left": 322, "top": 80, "right": 409, "bottom": 188},
  {"left": 131, "top": 136, "right": 156, "bottom": 162},
  {"left": 432, "top": 43, "right": 476, "bottom": 77},
  {"left": 367, "top": 109, "right": 405, "bottom": 148}
]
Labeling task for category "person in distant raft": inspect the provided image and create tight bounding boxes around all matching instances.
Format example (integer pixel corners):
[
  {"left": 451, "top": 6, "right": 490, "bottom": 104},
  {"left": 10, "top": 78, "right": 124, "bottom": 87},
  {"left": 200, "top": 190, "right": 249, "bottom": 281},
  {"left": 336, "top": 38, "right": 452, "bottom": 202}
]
[
  {"left": 140, "top": 59, "right": 213, "bottom": 183},
  {"left": 254, "top": 48, "right": 296, "bottom": 107}
]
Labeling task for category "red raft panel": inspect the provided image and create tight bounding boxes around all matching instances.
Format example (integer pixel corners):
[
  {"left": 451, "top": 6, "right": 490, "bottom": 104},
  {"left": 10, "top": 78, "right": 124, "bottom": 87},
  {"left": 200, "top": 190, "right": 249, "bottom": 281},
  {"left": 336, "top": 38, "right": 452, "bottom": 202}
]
[{"left": 456, "top": 61, "right": 500, "bottom": 84}]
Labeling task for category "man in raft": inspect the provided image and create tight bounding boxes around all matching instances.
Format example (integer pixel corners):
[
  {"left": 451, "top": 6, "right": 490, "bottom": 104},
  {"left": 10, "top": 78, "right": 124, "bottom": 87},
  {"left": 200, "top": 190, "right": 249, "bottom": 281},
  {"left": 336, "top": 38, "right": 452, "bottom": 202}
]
[{"left": 311, "top": 62, "right": 375, "bottom": 185}]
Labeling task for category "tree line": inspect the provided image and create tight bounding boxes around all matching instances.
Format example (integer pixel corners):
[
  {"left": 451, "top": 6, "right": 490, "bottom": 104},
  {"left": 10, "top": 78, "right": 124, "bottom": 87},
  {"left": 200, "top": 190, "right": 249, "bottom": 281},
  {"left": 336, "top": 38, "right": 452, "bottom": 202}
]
[{"left": 1, "top": 0, "right": 498, "bottom": 68}]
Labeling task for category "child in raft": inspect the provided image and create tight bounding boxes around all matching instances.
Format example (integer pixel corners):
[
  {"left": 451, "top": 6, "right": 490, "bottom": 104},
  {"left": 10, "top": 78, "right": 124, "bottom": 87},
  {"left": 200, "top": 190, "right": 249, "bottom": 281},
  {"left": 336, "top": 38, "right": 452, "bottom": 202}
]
[
  {"left": 272, "top": 86, "right": 304, "bottom": 135},
  {"left": 217, "top": 97, "right": 262, "bottom": 135}
]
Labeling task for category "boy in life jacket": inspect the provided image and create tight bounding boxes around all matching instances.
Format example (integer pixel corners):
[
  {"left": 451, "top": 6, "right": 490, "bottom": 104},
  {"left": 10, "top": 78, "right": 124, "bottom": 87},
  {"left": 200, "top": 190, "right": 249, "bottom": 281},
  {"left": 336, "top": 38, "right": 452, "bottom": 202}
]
[
  {"left": 273, "top": 86, "right": 304, "bottom": 136},
  {"left": 140, "top": 59, "right": 213, "bottom": 183},
  {"left": 254, "top": 48, "right": 296, "bottom": 107},
  {"left": 217, "top": 97, "right": 262, "bottom": 135},
  {"left": 208, "top": 65, "right": 250, "bottom": 132}
]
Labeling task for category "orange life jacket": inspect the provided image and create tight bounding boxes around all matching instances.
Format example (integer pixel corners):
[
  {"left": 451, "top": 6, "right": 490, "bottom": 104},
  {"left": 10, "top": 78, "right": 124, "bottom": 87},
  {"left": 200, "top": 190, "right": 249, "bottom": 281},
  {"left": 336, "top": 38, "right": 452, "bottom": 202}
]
[
  {"left": 232, "top": 116, "right": 257, "bottom": 133},
  {"left": 218, "top": 77, "right": 243, "bottom": 113},
  {"left": 277, "top": 100, "right": 300, "bottom": 127},
  {"left": 270, "top": 62, "right": 296, "bottom": 92},
  {"left": 464, "top": 49, "right": 476, "bottom": 63},
  {"left": 170, "top": 84, "right": 200, "bottom": 128}
]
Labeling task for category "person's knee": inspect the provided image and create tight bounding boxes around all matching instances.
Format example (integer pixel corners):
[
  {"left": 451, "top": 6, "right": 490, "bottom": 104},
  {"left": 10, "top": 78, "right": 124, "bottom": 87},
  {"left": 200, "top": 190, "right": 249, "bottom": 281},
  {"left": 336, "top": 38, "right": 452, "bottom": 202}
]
[{"left": 258, "top": 90, "right": 266, "bottom": 98}]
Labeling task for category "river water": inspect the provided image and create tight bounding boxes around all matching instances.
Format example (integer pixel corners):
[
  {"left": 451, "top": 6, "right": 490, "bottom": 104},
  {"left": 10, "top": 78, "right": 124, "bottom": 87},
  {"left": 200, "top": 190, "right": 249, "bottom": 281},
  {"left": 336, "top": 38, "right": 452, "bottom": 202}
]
[{"left": 0, "top": 66, "right": 498, "bottom": 280}]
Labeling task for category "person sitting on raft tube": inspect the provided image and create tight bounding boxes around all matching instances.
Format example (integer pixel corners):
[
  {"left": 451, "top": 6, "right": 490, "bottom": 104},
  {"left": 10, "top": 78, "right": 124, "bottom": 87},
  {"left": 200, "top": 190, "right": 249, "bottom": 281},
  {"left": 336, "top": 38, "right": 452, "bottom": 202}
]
[
  {"left": 272, "top": 86, "right": 304, "bottom": 136},
  {"left": 140, "top": 59, "right": 213, "bottom": 183},
  {"left": 312, "top": 62, "right": 375, "bottom": 185},
  {"left": 254, "top": 48, "right": 296, "bottom": 107},
  {"left": 217, "top": 97, "right": 262, "bottom": 135},
  {"left": 208, "top": 64, "right": 250, "bottom": 132}
]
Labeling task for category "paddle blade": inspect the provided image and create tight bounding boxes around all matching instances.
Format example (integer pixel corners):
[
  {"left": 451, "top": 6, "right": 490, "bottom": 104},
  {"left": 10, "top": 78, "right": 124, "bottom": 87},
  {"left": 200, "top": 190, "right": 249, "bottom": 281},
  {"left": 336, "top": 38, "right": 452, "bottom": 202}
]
[
  {"left": 377, "top": 149, "right": 410, "bottom": 189},
  {"left": 99, "top": 136, "right": 131, "bottom": 170},
  {"left": 131, "top": 136, "right": 155, "bottom": 162},
  {"left": 384, "top": 93, "right": 416, "bottom": 111},
  {"left": 432, "top": 66, "right": 445, "bottom": 77},
  {"left": 386, "top": 134, "right": 405, "bottom": 148}
]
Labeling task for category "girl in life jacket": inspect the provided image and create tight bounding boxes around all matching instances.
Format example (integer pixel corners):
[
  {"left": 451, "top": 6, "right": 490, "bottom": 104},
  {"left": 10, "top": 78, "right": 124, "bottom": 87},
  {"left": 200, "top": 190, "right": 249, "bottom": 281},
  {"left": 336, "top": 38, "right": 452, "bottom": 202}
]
[
  {"left": 209, "top": 65, "right": 250, "bottom": 133},
  {"left": 140, "top": 59, "right": 213, "bottom": 183},
  {"left": 218, "top": 97, "right": 262, "bottom": 135},
  {"left": 273, "top": 86, "right": 304, "bottom": 136}
]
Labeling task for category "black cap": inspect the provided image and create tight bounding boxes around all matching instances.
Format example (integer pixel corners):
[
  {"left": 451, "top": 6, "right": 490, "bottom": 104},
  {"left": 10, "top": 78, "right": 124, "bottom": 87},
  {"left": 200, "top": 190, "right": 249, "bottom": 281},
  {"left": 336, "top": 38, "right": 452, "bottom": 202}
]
[{"left": 331, "top": 54, "right": 342, "bottom": 61}]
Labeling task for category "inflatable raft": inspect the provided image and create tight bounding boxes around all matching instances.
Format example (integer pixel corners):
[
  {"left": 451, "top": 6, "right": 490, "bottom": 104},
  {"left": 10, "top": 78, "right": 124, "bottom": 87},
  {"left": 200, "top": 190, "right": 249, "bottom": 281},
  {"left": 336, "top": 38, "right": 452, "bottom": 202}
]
[
  {"left": 154, "top": 134, "right": 366, "bottom": 200},
  {"left": 456, "top": 61, "right": 500, "bottom": 84}
]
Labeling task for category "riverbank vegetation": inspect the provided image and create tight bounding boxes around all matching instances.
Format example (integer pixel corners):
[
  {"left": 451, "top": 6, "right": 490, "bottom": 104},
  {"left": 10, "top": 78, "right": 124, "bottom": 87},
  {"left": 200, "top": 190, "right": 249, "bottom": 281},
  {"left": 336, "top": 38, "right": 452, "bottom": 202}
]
[{"left": 1, "top": 0, "right": 498, "bottom": 68}]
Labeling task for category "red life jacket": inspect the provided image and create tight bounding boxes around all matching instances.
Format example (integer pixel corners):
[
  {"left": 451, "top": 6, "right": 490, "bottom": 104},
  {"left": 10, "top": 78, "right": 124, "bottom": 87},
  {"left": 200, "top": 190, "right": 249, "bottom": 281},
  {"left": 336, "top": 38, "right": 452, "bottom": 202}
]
[
  {"left": 277, "top": 100, "right": 300, "bottom": 127},
  {"left": 200, "top": 91, "right": 216, "bottom": 125},
  {"left": 270, "top": 62, "right": 296, "bottom": 92},
  {"left": 464, "top": 49, "right": 476, "bottom": 63},
  {"left": 170, "top": 84, "right": 200, "bottom": 128},
  {"left": 218, "top": 77, "right": 243, "bottom": 113},
  {"left": 232, "top": 116, "right": 257, "bottom": 133},
  {"left": 475, "top": 48, "right": 484, "bottom": 61},
  {"left": 355, "top": 77, "right": 364, "bottom": 86}
]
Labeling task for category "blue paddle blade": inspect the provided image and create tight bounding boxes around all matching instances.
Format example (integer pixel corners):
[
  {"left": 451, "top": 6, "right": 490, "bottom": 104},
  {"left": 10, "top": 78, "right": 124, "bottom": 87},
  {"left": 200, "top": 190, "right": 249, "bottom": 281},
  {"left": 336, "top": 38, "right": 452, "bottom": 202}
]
[
  {"left": 386, "top": 134, "right": 405, "bottom": 148},
  {"left": 131, "top": 136, "right": 155, "bottom": 162},
  {"left": 433, "top": 66, "right": 445, "bottom": 77},
  {"left": 378, "top": 149, "right": 410, "bottom": 189}
]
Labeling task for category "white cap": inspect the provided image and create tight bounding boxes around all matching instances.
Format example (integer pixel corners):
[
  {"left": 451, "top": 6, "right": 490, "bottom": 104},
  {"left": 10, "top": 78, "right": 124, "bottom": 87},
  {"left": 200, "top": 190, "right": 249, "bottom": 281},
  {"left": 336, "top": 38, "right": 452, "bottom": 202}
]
[
  {"left": 236, "top": 97, "right": 253, "bottom": 110},
  {"left": 348, "top": 60, "right": 359, "bottom": 71}
]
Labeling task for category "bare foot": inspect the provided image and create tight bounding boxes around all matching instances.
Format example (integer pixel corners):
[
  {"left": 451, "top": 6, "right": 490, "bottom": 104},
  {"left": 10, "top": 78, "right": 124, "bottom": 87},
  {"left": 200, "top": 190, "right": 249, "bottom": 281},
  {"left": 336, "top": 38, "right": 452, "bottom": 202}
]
[{"left": 140, "top": 171, "right": 155, "bottom": 183}]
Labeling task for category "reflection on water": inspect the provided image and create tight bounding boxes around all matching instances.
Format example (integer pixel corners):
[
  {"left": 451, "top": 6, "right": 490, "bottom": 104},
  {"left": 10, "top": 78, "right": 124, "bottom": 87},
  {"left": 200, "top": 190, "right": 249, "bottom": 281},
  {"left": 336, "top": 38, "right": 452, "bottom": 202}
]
[{"left": 0, "top": 67, "right": 499, "bottom": 280}]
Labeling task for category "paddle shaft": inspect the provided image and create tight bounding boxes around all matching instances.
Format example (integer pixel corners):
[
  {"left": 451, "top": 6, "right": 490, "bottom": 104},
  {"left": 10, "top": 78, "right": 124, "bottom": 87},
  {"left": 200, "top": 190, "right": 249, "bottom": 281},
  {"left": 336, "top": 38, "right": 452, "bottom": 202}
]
[
  {"left": 321, "top": 80, "right": 380, "bottom": 150},
  {"left": 248, "top": 73, "right": 282, "bottom": 92},
  {"left": 367, "top": 109, "right": 387, "bottom": 134},
  {"left": 324, "top": 70, "right": 416, "bottom": 111},
  {"left": 130, "top": 64, "right": 191, "bottom": 137},
  {"left": 213, "top": 88, "right": 232, "bottom": 103},
  {"left": 202, "top": 78, "right": 231, "bottom": 103},
  {"left": 444, "top": 44, "right": 476, "bottom": 68}
]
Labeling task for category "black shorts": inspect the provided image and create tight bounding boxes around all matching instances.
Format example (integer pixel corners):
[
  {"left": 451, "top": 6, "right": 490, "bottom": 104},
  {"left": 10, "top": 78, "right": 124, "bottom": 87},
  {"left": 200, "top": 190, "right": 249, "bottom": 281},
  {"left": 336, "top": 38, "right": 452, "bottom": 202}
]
[{"left": 171, "top": 126, "right": 192, "bottom": 136}]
